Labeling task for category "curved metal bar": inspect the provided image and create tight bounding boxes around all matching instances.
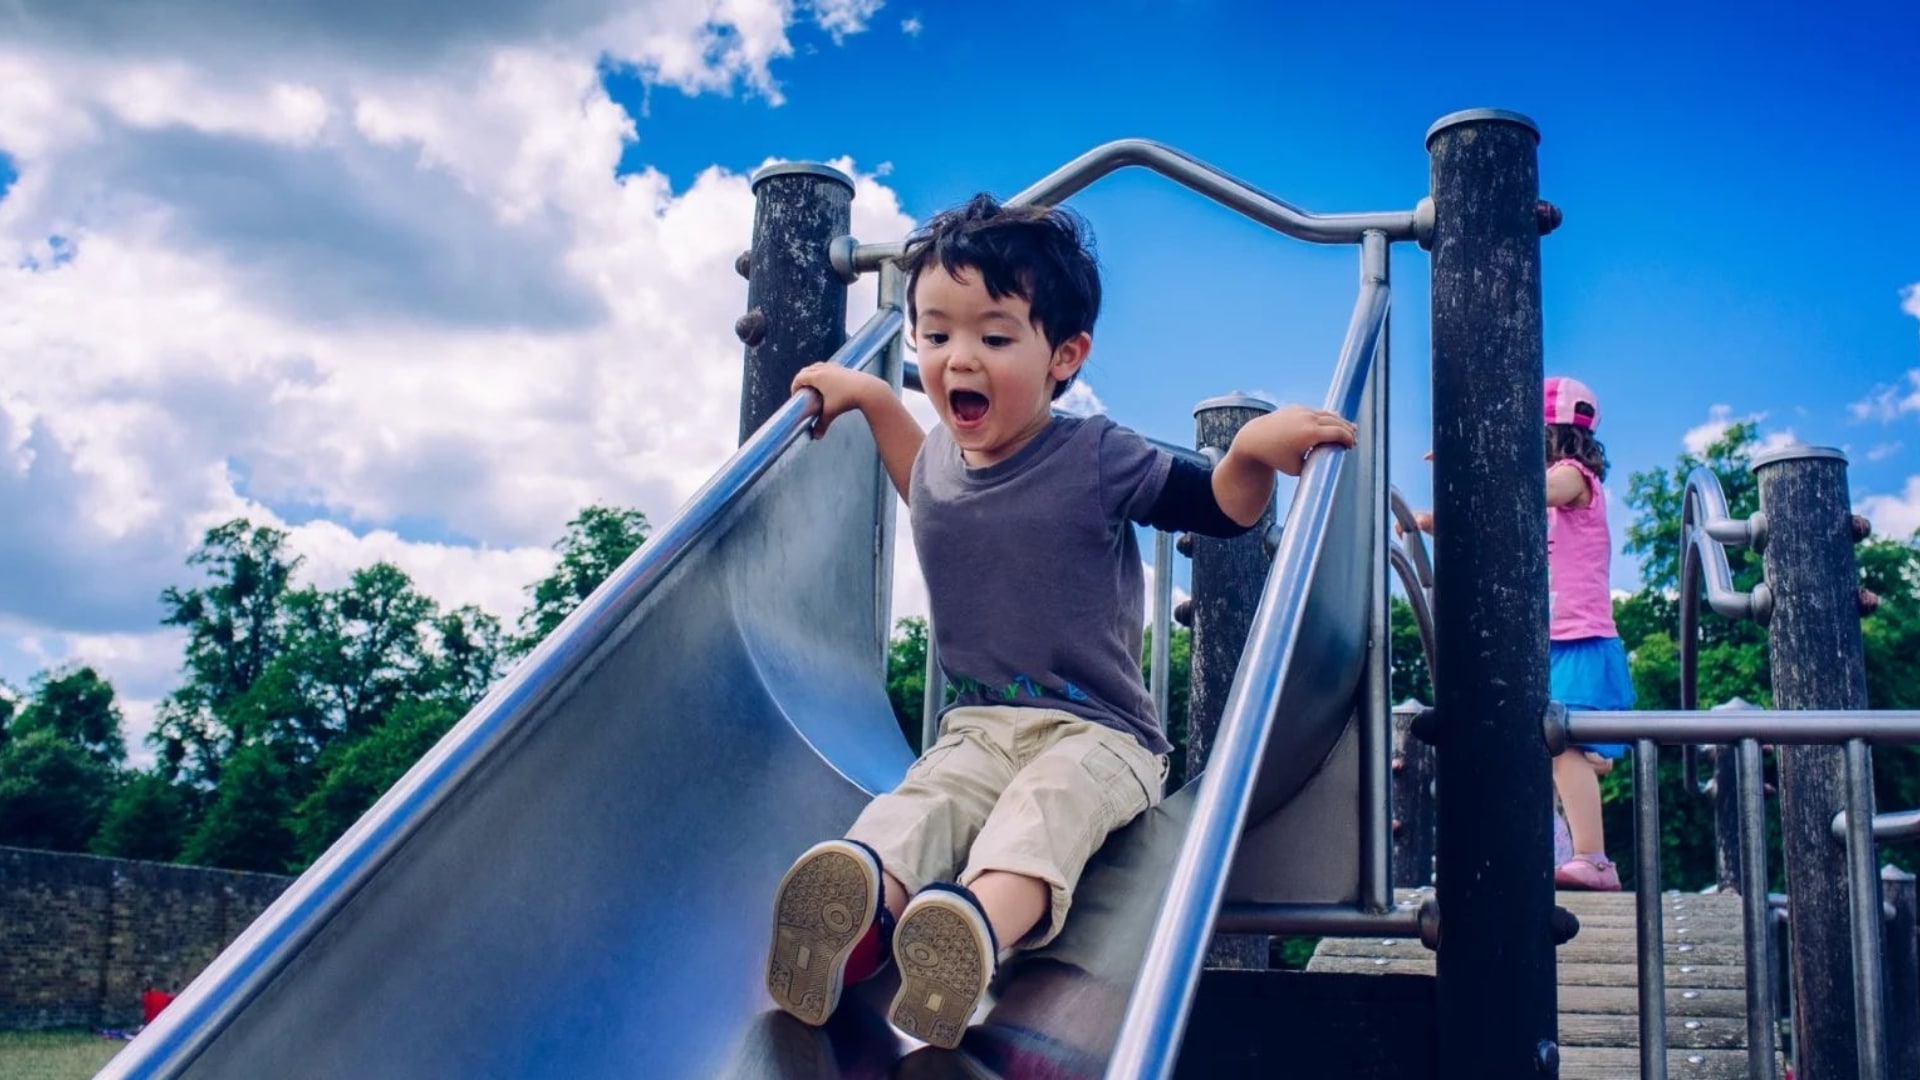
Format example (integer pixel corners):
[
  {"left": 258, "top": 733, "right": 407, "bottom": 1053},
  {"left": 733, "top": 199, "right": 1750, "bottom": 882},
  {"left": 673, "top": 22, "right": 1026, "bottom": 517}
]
[
  {"left": 1106, "top": 273, "right": 1389, "bottom": 1080},
  {"left": 1387, "top": 486, "right": 1434, "bottom": 590},
  {"left": 1388, "top": 542, "right": 1437, "bottom": 685},
  {"left": 847, "top": 139, "right": 1419, "bottom": 273},
  {"left": 1680, "top": 468, "right": 1768, "bottom": 795},
  {"left": 108, "top": 308, "right": 906, "bottom": 1078}
]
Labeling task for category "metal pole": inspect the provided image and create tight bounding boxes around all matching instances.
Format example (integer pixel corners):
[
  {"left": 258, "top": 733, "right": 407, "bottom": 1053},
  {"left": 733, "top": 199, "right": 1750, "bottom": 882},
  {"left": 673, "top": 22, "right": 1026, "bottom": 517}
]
[
  {"left": 1757, "top": 445, "right": 1880, "bottom": 1080},
  {"left": 1391, "top": 698, "right": 1438, "bottom": 889},
  {"left": 1634, "top": 738, "right": 1670, "bottom": 1080},
  {"left": 737, "top": 163, "right": 853, "bottom": 442},
  {"left": 1845, "top": 737, "right": 1888, "bottom": 1079},
  {"left": 1737, "top": 737, "right": 1779, "bottom": 1079},
  {"left": 1426, "top": 108, "right": 1557, "bottom": 1079},
  {"left": 1882, "top": 865, "right": 1919, "bottom": 1080},
  {"left": 1188, "top": 393, "right": 1278, "bottom": 970},
  {"left": 874, "top": 260, "right": 907, "bottom": 673},
  {"left": 1151, "top": 529, "right": 1175, "bottom": 772},
  {"left": 1360, "top": 230, "right": 1392, "bottom": 914},
  {"left": 920, "top": 626, "right": 944, "bottom": 753}
]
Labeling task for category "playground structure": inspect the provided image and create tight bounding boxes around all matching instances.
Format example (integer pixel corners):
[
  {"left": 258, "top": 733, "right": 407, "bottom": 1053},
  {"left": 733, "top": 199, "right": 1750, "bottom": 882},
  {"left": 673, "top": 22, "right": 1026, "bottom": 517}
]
[{"left": 95, "top": 111, "right": 1920, "bottom": 1079}]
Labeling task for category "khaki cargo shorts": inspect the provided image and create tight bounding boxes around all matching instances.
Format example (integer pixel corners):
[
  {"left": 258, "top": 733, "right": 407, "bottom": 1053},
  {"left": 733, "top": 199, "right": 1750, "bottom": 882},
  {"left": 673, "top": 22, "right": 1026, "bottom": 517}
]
[{"left": 845, "top": 705, "right": 1168, "bottom": 949}]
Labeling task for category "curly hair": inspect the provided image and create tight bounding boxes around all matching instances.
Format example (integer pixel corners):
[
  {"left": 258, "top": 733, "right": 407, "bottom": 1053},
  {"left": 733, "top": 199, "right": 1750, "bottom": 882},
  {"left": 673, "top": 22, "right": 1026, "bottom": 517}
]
[
  {"left": 899, "top": 193, "right": 1101, "bottom": 400},
  {"left": 1546, "top": 423, "right": 1609, "bottom": 482}
]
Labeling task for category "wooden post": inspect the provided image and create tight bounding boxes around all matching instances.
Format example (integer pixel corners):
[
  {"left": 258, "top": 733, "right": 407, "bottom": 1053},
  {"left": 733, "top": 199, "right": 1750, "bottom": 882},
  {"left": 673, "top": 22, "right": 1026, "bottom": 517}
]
[
  {"left": 1884, "top": 865, "right": 1919, "bottom": 1080},
  {"left": 737, "top": 163, "right": 853, "bottom": 443},
  {"left": 1757, "top": 445, "right": 1879, "bottom": 1080},
  {"left": 1392, "top": 697, "right": 1437, "bottom": 888},
  {"left": 1426, "top": 108, "right": 1559, "bottom": 1079},
  {"left": 1189, "top": 393, "right": 1277, "bottom": 970}
]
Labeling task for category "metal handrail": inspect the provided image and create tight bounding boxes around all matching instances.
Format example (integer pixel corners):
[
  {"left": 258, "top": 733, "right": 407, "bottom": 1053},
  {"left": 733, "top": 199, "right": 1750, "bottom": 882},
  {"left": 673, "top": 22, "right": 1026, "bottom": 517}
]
[
  {"left": 1105, "top": 271, "right": 1389, "bottom": 1080},
  {"left": 1388, "top": 542, "right": 1436, "bottom": 684},
  {"left": 1388, "top": 487, "right": 1434, "bottom": 591},
  {"left": 840, "top": 138, "right": 1421, "bottom": 275},
  {"left": 1564, "top": 710, "right": 1920, "bottom": 745},
  {"left": 101, "top": 307, "right": 906, "bottom": 1080},
  {"left": 1680, "top": 468, "right": 1769, "bottom": 795}
]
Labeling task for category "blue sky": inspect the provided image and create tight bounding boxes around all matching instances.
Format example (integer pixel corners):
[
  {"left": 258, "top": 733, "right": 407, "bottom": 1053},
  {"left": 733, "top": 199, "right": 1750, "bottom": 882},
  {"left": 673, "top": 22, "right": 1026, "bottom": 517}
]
[
  {"left": 615, "top": 0, "right": 1919, "bottom": 588},
  {"left": 0, "top": 0, "right": 1913, "bottom": 750}
]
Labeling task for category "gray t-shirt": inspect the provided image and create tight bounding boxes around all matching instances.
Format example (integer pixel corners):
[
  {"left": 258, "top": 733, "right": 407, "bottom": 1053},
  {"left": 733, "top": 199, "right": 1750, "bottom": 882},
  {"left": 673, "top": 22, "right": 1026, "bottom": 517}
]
[{"left": 911, "top": 414, "right": 1175, "bottom": 754}]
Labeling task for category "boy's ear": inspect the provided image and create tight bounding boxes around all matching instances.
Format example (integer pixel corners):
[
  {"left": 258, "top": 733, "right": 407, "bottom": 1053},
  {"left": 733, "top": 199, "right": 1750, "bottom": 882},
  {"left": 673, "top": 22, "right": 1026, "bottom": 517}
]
[{"left": 1049, "top": 332, "right": 1091, "bottom": 384}]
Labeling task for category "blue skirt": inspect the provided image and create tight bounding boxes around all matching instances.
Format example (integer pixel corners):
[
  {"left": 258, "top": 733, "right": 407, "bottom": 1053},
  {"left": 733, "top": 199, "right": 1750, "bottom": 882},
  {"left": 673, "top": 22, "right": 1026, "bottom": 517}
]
[{"left": 1551, "top": 636, "right": 1635, "bottom": 759}]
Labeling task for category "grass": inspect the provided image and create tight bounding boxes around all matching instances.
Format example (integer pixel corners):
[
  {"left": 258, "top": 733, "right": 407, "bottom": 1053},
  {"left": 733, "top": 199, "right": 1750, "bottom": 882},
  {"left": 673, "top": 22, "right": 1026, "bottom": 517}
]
[{"left": 0, "top": 1029, "right": 128, "bottom": 1080}]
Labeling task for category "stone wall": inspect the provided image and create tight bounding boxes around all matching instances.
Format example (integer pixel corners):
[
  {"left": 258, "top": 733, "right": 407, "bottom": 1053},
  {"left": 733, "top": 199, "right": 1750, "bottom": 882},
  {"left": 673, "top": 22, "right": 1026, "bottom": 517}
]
[{"left": 0, "top": 846, "right": 292, "bottom": 1030}]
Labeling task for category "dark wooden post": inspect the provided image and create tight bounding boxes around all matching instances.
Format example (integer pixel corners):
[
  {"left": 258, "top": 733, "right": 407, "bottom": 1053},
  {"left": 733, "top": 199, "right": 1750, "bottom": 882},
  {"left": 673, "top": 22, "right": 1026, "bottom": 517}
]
[
  {"left": 1189, "top": 393, "right": 1277, "bottom": 970},
  {"left": 1757, "top": 445, "right": 1879, "bottom": 1080},
  {"left": 1883, "top": 865, "right": 1920, "bottom": 1080},
  {"left": 1426, "top": 108, "right": 1559, "bottom": 1079},
  {"left": 1392, "top": 697, "right": 1437, "bottom": 888},
  {"left": 737, "top": 163, "right": 853, "bottom": 443}
]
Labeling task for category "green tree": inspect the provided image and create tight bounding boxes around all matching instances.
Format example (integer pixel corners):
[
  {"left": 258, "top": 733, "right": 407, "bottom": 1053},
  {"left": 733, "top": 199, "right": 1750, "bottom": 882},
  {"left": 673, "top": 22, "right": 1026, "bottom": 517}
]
[
  {"left": 0, "top": 729, "right": 118, "bottom": 852},
  {"left": 885, "top": 616, "right": 929, "bottom": 749},
  {"left": 424, "top": 605, "right": 507, "bottom": 709},
  {"left": 154, "top": 520, "right": 302, "bottom": 781},
  {"left": 10, "top": 666, "right": 126, "bottom": 768},
  {"left": 181, "top": 742, "right": 297, "bottom": 873},
  {"left": 1143, "top": 625, "right": 1193, "bottom": 783},
  {"left": 92, "top": 771, "right": 192, "bottom": 863},
  {"left": 512, "top": 506, "right": 650, "bottom": 655},
  {"left": 1388, "top": 596, "right": 1433, "bottom": 706},
  {"left": 291, "top": 699, "right": 460, "bottom": 863}
]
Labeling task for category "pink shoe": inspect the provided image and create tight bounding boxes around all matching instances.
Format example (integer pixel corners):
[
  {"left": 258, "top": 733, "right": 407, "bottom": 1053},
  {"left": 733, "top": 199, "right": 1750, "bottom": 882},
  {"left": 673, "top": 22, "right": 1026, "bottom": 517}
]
[
  {"left": 1552, "top": 812, "right": 1573, "bottom": 866},
  {"left": 1555, "top": 854, "right": 1621, "bottom": 892}
]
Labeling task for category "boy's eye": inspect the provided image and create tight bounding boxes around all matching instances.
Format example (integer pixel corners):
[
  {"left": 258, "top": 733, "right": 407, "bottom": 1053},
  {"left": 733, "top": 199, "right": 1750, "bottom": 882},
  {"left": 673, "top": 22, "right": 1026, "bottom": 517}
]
[
  {"left": 983, "top": 335, "right": 1012, "bottom": 348},
  {"left": 922, "top": 332, "right": 948, "bottom": 346}
]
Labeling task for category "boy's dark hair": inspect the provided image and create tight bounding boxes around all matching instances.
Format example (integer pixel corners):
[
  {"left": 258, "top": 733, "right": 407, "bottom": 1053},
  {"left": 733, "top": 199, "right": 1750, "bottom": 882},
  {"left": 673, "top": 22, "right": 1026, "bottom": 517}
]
[
  {"left": 1546, "top": 411, "right": 1609, "bottom": 481},
  {"left": 900, "top": 193, "right": 1101, "bottom": 400}
]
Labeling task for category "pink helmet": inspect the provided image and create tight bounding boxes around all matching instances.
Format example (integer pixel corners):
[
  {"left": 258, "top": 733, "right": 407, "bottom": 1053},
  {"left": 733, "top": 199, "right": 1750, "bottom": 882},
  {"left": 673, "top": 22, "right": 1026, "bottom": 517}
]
[{"left": 1544, "top": 376, "right": 1600, "bottom": 430}]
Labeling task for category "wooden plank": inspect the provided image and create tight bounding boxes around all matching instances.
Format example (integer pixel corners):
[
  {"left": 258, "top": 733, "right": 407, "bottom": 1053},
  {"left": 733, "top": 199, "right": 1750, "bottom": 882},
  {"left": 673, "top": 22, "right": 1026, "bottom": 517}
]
[
  {"left": 1558, "top": 963, "right": 1747, "bottom": 990},
  {"left": 1558, "top": 985, "right": 1746, "bottom": 1017},
  {"left": 1309, "top": 937, "right": 1745, "bottom": 966},
  {"left": 1558, "top": 1048, "right": 1762, "bottom": 1079},
  {"left": 1559, "top": 1013, "right": 1746, "bottom": 1050}
]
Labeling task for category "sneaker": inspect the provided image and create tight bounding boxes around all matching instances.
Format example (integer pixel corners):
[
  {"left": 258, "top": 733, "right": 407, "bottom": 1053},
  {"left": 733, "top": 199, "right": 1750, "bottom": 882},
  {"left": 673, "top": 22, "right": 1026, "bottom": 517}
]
[
  {"left": 1554, "top": 853, "right": 1622, "bottom": 892},
  {"left": 889, "top": 883, "right": 999, "bottom": 1050},
  {"left": 767, "top": 839, "right": 892, "bottom": 1026}
]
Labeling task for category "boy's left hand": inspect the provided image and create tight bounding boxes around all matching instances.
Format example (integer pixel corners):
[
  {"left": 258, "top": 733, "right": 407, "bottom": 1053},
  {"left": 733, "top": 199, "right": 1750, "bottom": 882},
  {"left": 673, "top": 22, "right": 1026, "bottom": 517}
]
[{"left": 1232, "top": 405, "right": 1357, "bottom": 477}]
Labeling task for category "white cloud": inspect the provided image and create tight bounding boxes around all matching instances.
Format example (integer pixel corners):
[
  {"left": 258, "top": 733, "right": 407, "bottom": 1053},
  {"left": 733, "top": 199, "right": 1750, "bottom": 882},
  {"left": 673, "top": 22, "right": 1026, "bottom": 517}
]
[
  {"left": 1681, "top": 404, "right": 1794, "bottom": 457},
  {"left": 1868, "top": 441, "right": 1906, "bottom": 463},
  {"left": 1852, "top": 369, "right": 1920, "bottom": 424},
  {"left": 901, "top": 16, "right": 925, "bottom": 36},
  {"left": 1858, "top": 476, "right": 1920, "bottom": 542},
  {"left": 1056, "top": 379, "right": 1108, "bottom": 417},
  {"left": 0, "top": 3, "right": 914, "bottom": 733}
]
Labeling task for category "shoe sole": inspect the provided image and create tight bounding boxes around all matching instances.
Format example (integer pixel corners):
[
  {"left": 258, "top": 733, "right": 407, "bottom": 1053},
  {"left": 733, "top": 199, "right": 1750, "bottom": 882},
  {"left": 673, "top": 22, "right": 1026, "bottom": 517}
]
[
  {"left": 767, "top": 842, "right": 881, "bottom": 1026},
  {"left": 889, "top": 897, "right": 992, "bottom": 1050}
]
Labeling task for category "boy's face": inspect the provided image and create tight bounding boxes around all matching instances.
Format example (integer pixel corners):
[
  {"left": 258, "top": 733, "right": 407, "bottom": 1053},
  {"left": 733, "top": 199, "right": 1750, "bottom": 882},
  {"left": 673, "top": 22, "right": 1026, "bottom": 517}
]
[{"left": 911, "top": 266, "right": 1088, "bottom": 468}]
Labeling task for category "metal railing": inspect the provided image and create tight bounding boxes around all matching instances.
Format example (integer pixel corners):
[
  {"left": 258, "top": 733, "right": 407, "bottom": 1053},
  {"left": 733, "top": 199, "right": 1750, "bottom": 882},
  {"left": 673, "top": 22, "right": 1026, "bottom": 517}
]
[
  {"left": 99, "top": 307, "right": 907, "bottom": 1080},
  {"left": 1105, "top": 253, "right": 1390, "bottom": 1080},
  {"left": 834, "top": 138, "right": 1423, "bottom": 278},
  {"left": 1562, "top": 469, "right": 1918, "bottom": 1080}
]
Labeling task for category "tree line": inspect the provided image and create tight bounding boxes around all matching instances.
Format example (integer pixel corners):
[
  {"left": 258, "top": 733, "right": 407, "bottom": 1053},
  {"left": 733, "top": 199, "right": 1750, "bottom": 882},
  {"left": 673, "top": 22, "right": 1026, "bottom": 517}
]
[{"left": 2, "top": 422, "right": 1916, "bottom": 890}]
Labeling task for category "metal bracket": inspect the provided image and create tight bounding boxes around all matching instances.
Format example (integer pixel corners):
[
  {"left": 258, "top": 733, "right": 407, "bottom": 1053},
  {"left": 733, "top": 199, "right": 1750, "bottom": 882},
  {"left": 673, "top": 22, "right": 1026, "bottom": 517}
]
[
  {"left": 827, "top": 234, "right": 862, "bottom": 284},
  {"left": 1542, "top": 700, "right": 1570, "bottom": 757},
  {"left": 1417, "top": 896, "right": 1442, "bottom": 951}
]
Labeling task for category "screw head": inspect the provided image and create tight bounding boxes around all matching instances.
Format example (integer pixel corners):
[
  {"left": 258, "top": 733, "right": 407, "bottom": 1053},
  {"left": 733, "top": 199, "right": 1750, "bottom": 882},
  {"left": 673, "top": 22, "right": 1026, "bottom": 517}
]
[
  {"left": 734, "top": 309, "right": 767, "bottom": 347},
  {"left": 1536, "top": 200, "right": 1563, "bottom": 236},
  {"left": 1535, "top": 1039, "right": 1560, "bottom": 1074}
]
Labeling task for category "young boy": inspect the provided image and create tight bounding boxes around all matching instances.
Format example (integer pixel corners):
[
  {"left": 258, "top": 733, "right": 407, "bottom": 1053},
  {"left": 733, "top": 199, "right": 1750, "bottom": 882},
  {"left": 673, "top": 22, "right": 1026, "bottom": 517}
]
[{"left": 767, "top": 194, "right": 1355, "bottom": 1049}]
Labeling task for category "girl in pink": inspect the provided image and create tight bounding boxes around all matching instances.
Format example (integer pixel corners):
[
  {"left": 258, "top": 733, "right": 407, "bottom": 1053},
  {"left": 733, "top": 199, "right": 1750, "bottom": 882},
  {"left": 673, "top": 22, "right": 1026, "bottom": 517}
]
[{"left": 1545, "top": 375, "right": 1633, "bottom": 891}]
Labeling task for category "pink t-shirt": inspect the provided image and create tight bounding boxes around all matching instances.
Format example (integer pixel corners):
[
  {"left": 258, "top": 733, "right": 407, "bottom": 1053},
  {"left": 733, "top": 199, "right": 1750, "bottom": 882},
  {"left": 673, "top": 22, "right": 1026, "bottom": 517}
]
[{"left": 1547, "top": 459, "right": 1618, "bottom": 641}]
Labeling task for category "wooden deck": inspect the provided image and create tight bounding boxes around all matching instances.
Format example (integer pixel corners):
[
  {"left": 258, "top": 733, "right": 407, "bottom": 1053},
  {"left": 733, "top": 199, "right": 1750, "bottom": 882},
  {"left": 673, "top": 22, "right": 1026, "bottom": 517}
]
[{"left": 1307, "top": 889, "right": 1779, "bottom": 1079}]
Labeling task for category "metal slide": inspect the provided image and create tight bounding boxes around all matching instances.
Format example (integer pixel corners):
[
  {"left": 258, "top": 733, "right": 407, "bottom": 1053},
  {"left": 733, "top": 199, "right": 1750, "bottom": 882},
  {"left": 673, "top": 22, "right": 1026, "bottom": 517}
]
[{"left": 102, "top": 301, "right": 1377, "bottom": 1079}]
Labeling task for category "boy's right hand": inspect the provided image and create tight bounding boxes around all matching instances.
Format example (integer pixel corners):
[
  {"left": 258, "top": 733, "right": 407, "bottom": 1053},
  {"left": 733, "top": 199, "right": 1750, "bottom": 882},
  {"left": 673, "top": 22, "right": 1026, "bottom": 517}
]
[{"left": 791, "top": 364, "right": 885, "bottom": 439}]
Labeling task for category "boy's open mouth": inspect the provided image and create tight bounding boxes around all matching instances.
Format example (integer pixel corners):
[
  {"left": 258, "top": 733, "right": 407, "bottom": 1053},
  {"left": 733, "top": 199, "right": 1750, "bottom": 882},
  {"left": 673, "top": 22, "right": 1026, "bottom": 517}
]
[{"left": 949, "top": 389, "right": 990, "bottom": 424}]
